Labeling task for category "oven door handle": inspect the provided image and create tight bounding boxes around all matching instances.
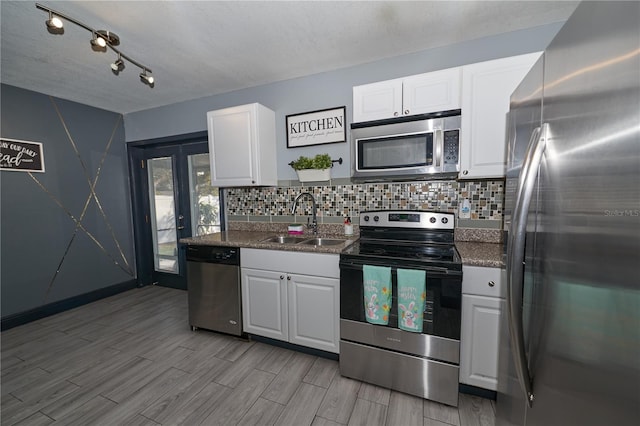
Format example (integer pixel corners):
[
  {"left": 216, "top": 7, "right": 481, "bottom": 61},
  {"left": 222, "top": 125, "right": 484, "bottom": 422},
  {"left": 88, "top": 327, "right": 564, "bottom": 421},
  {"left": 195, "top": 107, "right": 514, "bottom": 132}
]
[
  {"left": 507, "top": 123, "right": 547, "bottom": 408},
  {"left": 339, "top": 262, "right": 454, "bottom": 275}
]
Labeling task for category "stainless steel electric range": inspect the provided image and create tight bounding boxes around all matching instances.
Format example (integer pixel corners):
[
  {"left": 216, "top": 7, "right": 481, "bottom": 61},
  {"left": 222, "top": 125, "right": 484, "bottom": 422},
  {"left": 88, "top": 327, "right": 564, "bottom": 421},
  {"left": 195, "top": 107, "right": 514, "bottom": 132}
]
[{"left": 339, "top": 210, "right": 462, "bottom": 407}]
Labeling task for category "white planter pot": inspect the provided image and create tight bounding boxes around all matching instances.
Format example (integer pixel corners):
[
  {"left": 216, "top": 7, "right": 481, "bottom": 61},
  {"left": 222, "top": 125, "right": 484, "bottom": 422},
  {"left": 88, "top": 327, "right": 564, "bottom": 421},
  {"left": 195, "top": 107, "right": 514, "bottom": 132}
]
[{"left": 295, "top": 168, "right": 331, "bottom": 182}]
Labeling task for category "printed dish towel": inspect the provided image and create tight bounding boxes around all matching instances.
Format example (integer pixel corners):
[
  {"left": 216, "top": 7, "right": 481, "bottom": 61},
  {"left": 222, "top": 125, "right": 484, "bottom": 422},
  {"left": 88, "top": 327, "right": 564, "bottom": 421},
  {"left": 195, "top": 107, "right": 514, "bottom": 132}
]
[
  {"left": 397, "top": 268, "right": 426, "bottom": 333},
  {"left": 362, "top": 265, "right": 392, "bottom": 325}
]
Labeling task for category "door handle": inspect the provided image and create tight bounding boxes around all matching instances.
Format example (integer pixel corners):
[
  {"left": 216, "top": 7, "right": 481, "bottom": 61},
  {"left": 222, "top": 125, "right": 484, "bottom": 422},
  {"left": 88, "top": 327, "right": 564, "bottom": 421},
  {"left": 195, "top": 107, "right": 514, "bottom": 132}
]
[
  {"left": 506, "top": 123, "right": 547, "bottom": 407},
  {"left": 434, "top": 129, "right": 443, "bottom": 168},
  {"left": 177, "top": 214, "right": 185, "bottom": 230}
]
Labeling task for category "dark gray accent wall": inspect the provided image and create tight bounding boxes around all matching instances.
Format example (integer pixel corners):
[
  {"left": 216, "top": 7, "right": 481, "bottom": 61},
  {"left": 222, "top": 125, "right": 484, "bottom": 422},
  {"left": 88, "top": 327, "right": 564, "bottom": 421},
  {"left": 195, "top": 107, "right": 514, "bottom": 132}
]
[
  {"left": 1, "top": 84, "right": 135, "bottom": 318},
  {"left": 124, "top": 23, "right": 565, "bottom": 180}
]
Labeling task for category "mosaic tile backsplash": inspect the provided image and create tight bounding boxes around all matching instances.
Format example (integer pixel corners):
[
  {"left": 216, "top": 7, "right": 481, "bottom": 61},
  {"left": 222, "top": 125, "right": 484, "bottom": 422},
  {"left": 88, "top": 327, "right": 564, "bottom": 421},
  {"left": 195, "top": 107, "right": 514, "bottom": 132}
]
[{"left": 225, "top": 180, "right": 504, "bottom": 222}]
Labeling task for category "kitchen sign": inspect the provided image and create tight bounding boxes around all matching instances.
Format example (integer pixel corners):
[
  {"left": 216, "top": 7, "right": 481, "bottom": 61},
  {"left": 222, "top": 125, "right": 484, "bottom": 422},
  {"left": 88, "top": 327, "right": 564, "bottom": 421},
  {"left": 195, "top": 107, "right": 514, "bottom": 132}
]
[
  {"left": 286, "top": 106, "right": 346, "bottom": 148},
  {"left": 0, "top": 138, "right": 45, "bottom": 173}
]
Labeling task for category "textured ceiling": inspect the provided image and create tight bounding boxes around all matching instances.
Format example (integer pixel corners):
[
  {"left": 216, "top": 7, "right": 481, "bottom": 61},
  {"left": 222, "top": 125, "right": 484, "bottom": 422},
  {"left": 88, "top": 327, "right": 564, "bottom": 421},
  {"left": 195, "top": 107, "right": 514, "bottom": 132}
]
[{"left": 1, "top": 1, "right": 579, "bottom": 114}]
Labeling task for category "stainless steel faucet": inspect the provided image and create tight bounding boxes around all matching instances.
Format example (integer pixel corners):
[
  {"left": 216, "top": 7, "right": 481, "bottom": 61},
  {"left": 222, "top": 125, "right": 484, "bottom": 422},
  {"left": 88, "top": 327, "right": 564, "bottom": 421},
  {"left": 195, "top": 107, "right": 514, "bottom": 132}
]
[{"left": 290, "top": 192, "right": 318, "bottom": 234}]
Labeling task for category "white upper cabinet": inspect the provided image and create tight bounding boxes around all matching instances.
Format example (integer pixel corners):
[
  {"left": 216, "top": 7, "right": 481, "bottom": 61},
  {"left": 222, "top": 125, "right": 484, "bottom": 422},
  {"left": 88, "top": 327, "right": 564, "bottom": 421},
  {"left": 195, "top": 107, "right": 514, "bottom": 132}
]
[
  {"left": 459, "top": 52, "right": 542, "bottom": 179},
  {"left": 353, "top": 78, "right": 403, "bottom": 122},
  {"left": 402, "top": 68, "right": 462, "bottom": 116},
  {"left": 207, "top": 103, "right": 277, "bottom": 187},
  {"left": 353, "top": 67, "right": 461, "bottom": 123}
]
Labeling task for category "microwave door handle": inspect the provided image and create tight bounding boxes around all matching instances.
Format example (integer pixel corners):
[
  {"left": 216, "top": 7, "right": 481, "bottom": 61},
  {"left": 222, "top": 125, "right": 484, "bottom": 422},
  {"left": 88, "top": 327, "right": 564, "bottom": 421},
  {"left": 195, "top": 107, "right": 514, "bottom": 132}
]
[
  {"left": 506, "top": 123, "right": 547, "bottom": 408},
  {"left": 434, "top": 129, "right": 443, "bottom": 167}
]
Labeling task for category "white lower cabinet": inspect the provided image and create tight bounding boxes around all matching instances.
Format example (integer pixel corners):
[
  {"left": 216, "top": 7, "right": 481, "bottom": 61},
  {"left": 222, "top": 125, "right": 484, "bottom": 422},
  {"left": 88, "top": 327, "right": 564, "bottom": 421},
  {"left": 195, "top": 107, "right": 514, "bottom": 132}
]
[
  {"left": 241, "top": 248, "right": 340, "bottom": 353},
  {"left": 460, "top": 265, "right": 506, "bottom": 391},
  {"left": 241, "top": 268, "right": 289, "bottom": 341},
  {"left": 288, "top": 273, "right": 339, "bottom": 351}
]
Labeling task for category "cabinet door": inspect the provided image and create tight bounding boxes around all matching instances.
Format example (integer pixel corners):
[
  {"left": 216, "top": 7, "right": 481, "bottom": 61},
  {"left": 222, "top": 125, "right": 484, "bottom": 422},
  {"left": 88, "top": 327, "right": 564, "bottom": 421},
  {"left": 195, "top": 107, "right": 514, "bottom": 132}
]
[
  {"left": 208, "top": 104, "right": 256, "bottom": 186},
  {"left": 353, "top": 79, "right": 403, "bottom": 122},
  {"left": 460, "top": 52, "right": 542, "bottom": 179},
  {"left": 403, "top": 68, "right": 461, "bottom": 116},
  {"left": 460, "top": 294, "right": 502, "bottom": 390},
  {"left": 241, "top": 267, "right": 288, "bottom": 341},
  {"left": 288, "top": 274, "right": 339, "bottom": 353},
  {"left": 207, "top": 103, "right": 276, "bottom": 187}
]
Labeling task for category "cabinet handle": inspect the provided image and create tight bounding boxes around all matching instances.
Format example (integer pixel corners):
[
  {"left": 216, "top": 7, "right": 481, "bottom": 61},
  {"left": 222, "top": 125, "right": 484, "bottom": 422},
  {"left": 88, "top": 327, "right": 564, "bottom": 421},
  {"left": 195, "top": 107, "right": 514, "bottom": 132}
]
[
  {"left": 394, "top": 112, "right": 399, "bottom": 117},
  {"left": 488, "top": 281, "right": 495, "bottom": 287},
  {"left": 404, "top": 109, "right": 410, "bottom": 115},
  {"left": 463, "top": 170, "right": 469, "bottom": 175},
  {"left": 287, "top": 276, "right": 291, "bottom": 281},
  {"left": 280, "top": 275, "right": 284, "bottom": 280}
]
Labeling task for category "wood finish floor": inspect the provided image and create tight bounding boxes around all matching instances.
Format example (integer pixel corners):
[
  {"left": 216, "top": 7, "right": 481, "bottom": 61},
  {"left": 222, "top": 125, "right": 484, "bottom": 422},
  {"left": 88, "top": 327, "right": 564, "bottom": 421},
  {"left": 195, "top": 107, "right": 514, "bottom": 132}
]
[{"left": 1, "top": 286, "right": 496, "bottom": 426}]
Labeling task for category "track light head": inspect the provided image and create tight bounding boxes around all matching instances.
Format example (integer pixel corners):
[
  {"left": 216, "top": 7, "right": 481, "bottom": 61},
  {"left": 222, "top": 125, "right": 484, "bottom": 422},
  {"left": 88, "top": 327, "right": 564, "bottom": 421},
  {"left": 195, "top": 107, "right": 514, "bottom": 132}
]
[
  {"left": 90, "top": 32, "right": 107, "bottom": 50},
  {"left": 90, "top": 30, "right": 120, "bottom": 51},
  {"left": 45, "top": 11, "right": 63, "bottom": 33},
  {"left": 140, "top": 70, "right": 155, "bottom": 87},
  {"left": 111, "top": 56, "right": 125, "bottom": 74}
]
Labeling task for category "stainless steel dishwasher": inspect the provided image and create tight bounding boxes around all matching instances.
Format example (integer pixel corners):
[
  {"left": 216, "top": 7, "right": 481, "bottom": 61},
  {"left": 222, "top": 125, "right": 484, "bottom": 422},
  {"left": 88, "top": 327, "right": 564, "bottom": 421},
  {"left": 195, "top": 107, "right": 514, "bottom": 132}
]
[{"left": 186, "top": 245, "right": 242, "bottom": 336}]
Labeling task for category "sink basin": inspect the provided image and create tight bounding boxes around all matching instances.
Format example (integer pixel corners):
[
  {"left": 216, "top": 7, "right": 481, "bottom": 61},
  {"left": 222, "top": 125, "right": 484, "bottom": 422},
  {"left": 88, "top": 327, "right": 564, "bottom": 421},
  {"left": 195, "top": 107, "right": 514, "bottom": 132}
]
[
  {"left": 298, "top": 238, "right": 346, "bottom": 246},
  {"left": 260, "top": 235, "right": 308, "bottom": 244}
]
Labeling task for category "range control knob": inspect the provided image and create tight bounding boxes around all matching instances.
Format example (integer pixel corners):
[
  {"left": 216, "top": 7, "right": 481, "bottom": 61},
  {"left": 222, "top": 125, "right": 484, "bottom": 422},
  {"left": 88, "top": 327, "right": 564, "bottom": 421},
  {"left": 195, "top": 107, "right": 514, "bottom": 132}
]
[
  {"left": 373, "top": 215, "right": 380, "bottom": 222},
  {"left": 363, "top": 215, "right": 370, "bottom": 222},
  {"left": 442, "top": 217, "right": 449, "bottom": 224},
  {"left": 429, "top": 217, "right": 437, "bottom": 223}
]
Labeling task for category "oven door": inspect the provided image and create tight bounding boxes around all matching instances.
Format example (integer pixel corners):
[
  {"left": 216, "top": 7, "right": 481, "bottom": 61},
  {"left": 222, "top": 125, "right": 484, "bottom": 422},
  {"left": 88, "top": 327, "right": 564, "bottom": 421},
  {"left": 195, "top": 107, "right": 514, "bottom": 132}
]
[{"left": 339, "top": 257, "right": 461, "bottom": 363}]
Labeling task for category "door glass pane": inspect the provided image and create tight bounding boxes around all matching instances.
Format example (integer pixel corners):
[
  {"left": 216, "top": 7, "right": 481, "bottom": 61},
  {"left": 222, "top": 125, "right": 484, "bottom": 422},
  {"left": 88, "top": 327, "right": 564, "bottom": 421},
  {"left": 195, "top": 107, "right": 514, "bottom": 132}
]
[
  {"left": 188, "top": 153, "right": 221, "bottom": 236},
  {"left": 148, "top": 157, "right": 178, "bottom": 273}
]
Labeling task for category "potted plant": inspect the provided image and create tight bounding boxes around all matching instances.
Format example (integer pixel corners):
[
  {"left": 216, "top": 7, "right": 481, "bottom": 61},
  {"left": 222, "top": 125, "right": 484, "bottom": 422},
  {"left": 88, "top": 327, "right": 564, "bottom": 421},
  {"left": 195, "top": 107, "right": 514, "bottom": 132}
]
[{"left": 290, "top": 153, "right": 333, "bottom": 182}]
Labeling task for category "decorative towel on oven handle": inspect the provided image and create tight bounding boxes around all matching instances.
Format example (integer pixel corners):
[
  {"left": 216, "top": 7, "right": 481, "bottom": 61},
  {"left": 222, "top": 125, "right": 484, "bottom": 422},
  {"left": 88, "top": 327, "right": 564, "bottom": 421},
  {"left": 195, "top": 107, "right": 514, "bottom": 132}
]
[
  {"left": 362, "top": 265, "right": 392, "bottom": 325},
  {"left": 397, "top": 268, "right": 426, "bottom": 333}
]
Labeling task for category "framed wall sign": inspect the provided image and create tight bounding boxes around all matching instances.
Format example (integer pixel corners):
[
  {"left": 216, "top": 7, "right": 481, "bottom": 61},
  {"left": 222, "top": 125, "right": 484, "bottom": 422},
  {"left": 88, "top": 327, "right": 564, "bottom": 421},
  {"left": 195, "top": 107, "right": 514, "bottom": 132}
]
[
  {"left": 0, "top": 138, "right": 45, "bottom": 173},
  {"left": 286, "top": 106, "right": 346, "bottom": 148}
]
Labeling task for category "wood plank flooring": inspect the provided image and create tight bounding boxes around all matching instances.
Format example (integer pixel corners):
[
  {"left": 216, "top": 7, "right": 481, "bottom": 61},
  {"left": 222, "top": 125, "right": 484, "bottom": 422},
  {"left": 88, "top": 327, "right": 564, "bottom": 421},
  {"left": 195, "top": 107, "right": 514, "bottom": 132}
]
[{"left": 1, "top": 286, "right": 496, "bottom": 426}]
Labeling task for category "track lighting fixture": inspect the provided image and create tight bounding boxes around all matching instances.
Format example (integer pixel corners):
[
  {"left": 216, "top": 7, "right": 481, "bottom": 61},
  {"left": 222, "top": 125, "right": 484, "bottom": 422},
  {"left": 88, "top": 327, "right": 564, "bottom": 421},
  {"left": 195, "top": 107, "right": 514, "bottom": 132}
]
[{"left": 36, "top": 3, "right": 154, "bottom": 88}]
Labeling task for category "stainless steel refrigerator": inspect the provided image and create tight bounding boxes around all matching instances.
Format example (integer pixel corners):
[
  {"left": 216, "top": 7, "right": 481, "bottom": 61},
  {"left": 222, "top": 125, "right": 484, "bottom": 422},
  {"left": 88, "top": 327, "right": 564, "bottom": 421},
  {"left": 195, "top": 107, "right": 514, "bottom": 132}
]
[{"left": 497, "top": 1, "right": 640, "bottom": 425}]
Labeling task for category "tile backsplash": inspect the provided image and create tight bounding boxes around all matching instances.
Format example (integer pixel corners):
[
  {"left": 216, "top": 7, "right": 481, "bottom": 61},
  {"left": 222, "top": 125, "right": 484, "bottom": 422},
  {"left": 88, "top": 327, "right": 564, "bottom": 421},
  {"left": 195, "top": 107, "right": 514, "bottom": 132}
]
[{"left": 225, "top": 179, "right": 504, "bottom": 225}]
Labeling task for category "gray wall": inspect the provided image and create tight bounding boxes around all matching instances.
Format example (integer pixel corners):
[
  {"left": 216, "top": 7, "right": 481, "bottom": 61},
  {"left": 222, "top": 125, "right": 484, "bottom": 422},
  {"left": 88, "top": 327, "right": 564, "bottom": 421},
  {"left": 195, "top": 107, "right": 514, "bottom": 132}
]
[
  {"left": 1, "top": 84, "right": 135, "bottom": 317},
  {"left": 124, "top": 23, "right": 564, "bottom": 180}
]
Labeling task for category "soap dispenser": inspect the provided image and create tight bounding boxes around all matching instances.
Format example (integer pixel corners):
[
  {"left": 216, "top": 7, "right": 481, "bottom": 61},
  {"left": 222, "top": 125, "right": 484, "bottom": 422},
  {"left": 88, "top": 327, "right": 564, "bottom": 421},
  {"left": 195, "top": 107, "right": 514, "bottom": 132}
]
[
  {"left": 344, "top": 216, "right": 354, "bottom": 236},
  {"left": 459, "top": 198, "right": 471, "bottom": 219}
]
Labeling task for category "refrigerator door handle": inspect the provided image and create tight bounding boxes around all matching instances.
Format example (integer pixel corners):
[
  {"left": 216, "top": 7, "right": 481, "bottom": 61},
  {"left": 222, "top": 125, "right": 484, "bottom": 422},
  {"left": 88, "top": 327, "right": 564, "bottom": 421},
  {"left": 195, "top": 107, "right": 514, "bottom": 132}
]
[{"left": 507, "top": 123, "right": 548, "bottom": 407}]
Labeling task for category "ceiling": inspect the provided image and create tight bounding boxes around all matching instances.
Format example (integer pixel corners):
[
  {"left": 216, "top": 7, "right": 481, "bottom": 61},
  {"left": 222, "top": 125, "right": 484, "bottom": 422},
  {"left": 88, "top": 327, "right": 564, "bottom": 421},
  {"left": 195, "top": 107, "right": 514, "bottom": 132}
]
[{"left": 1, "top": 1, "right": 579, "bottom": 114}]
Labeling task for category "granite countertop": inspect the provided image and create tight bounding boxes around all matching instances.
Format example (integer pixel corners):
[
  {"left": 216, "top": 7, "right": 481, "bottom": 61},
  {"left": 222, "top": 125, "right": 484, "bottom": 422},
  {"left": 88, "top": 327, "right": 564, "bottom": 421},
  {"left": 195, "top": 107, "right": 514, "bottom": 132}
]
[
  {"left": 180, "top": 230, "right": 358, "bottom": 254},
  {"left": 455, "top": 241, "right": 505, "bottom": 268},
  {"left": 181, "top": 228, "right": 504, "bottom": 265}
]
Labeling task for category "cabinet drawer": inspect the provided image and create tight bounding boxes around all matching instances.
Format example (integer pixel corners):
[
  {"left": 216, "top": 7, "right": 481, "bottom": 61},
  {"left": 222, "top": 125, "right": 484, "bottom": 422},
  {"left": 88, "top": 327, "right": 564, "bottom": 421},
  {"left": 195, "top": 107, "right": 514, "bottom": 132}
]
[{"left": 462, "top": 265, "right": 505, "bottom": 298}]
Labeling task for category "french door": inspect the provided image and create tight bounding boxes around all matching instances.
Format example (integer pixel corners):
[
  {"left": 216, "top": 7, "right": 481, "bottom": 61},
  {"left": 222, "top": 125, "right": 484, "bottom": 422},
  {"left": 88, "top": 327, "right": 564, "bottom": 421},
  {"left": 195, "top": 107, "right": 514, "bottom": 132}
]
[{"left": 128, "top": 134, "right": 223, "bottom": 290}]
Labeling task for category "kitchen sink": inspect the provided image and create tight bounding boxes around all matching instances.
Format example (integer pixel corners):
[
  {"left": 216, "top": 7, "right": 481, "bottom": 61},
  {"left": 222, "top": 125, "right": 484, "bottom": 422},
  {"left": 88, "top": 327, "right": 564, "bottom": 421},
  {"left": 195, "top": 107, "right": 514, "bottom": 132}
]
[
  {"left": 260, "top": 235, "right": 347, "bottom": 247},
  {"left": 297, "top": 238, "right": 346, "bottom": 246},
  {"left": 260, "top": 235, "right": 308, "bottom": 244}
]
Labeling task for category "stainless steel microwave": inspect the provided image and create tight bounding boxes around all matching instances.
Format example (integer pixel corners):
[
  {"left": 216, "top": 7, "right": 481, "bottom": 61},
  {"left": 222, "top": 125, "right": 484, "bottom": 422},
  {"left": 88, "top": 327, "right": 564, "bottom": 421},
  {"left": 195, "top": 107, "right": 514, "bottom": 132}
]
[{"left": 351, "top": 110, "right": 461, "bottom": 181}]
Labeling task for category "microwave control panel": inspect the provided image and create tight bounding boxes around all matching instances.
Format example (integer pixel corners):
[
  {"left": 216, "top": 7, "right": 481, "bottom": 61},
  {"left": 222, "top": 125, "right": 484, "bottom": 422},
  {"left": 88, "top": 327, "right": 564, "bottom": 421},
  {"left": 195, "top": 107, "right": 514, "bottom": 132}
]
[{"left": 443, "top": 129, "right": 460, "bottom": 166}]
